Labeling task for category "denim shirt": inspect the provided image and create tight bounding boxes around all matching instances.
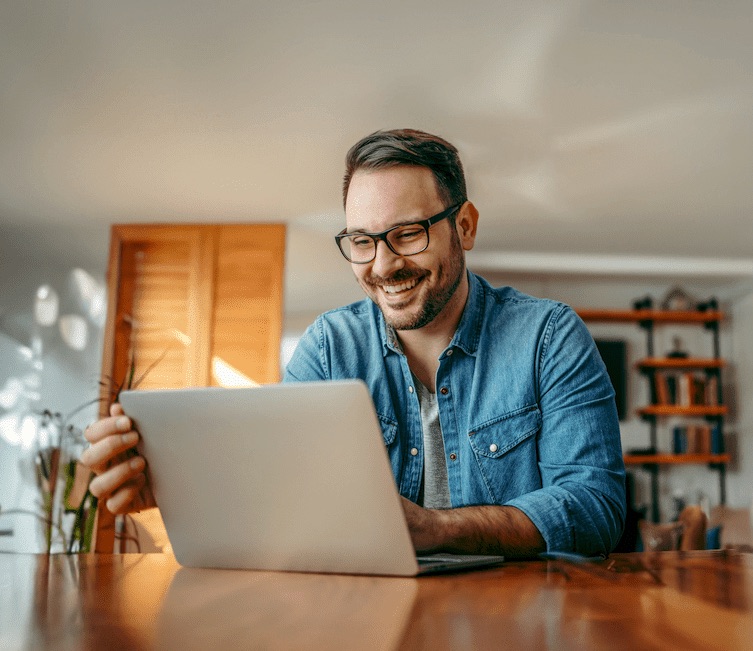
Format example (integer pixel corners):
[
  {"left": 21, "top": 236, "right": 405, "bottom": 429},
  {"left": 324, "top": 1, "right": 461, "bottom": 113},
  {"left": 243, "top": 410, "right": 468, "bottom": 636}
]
[{"left": 284, "top": 271, "right": 626, "bottom": 555}]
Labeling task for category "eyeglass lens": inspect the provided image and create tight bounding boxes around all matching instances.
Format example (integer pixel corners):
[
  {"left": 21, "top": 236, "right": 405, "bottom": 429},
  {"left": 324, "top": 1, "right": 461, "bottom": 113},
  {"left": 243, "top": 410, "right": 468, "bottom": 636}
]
[{"left": 340, "top": 224, "right": 428, "bottom": 263}]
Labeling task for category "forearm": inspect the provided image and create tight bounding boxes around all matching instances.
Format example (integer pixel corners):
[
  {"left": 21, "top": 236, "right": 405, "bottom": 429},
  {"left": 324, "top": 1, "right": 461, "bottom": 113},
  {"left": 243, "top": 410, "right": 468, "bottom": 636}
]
[{"left": 408, "top": 501, "right": 546, "bottom": 558}]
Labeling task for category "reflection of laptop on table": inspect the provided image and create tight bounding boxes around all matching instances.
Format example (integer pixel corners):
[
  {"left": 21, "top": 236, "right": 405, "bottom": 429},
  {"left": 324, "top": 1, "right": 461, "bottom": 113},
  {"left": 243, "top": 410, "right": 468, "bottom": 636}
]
[{"left": 119, "top": 380, "right": 505, "bottom": 577}]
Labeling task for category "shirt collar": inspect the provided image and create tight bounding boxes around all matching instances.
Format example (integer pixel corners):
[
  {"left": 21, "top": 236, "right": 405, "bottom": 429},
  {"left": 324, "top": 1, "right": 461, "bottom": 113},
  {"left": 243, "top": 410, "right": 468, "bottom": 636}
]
[
  {"left": 449, "top": 270, "right": 483, "bottom": 357},
  {"left": 378, "top": 270, "right": 484, "bottom": 358},
  {"left": 382, "top": 320, "right": 403, "bottom": 355}
]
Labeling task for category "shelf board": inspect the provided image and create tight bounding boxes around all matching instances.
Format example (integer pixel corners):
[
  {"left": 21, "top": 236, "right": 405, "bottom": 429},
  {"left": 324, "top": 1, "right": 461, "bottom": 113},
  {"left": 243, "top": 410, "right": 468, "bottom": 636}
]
[
  {"left": 638, "top": 405, "right": 727, "bottom": 417},
  {"left": 576, "top": 308, "right": 724, "bottom": 323},
  {"left": 637, "top": 357, "right": 725, "bottom": 370},
  {"left": 624, "top": 453, "right": 730, "bottom": 465}
]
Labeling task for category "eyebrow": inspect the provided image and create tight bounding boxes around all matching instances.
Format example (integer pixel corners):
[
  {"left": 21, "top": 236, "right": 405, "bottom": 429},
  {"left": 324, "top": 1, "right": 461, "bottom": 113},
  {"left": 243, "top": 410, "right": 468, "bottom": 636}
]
[{"left": 345, "top": 216, "right": 427, "bottom": 235}]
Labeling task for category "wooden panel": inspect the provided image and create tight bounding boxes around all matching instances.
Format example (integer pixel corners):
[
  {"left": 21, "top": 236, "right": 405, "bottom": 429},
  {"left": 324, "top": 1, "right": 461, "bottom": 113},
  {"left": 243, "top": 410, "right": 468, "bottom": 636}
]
[
  {"left": 116, "top": 229, "right": 211, "bottom": 390},
  {"left": 120, "top": 240, "right": 192, "bottom": 388},
  {"left": 211, "top": 224, "right": 286, "bottom": 385}
]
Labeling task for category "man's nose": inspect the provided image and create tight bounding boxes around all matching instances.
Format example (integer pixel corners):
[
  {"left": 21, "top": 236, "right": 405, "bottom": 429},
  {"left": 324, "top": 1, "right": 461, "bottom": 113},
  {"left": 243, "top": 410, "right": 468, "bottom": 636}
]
[{"left": 370, "top": 239, "right": 405, "bottom": 277}]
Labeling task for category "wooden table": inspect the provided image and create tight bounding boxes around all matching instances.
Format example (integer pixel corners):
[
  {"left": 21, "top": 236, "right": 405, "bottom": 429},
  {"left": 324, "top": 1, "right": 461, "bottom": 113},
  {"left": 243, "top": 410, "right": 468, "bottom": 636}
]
[{"left": 2, "top": 550, "right": 752, "bottom": 650}]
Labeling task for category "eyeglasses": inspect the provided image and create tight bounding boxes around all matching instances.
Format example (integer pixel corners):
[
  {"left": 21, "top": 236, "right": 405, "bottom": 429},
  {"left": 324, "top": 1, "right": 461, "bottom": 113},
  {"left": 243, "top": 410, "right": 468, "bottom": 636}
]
[{"left": 335, "top": 203, "right": 463, "bottom": 264}]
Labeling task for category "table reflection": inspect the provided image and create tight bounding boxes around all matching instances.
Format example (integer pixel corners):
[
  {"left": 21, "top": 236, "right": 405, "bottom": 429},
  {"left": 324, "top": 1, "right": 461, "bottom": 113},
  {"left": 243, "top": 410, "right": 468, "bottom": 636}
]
[{"left": 156, "top": 566, "right": 418, "bottom": 650}]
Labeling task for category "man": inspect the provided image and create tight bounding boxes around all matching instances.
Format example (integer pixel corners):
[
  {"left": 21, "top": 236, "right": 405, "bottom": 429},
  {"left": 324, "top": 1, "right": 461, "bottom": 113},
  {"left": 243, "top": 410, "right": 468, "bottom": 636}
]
[{"left": 83, "top": 129, "right": 625, "bottom": 558}]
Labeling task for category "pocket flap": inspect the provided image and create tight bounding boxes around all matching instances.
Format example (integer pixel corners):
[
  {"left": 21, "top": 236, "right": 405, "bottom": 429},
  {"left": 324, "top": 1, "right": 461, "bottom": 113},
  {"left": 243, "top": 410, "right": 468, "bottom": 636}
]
[{"left": 468, "top": 406, "right": 541, "bottom": 458}]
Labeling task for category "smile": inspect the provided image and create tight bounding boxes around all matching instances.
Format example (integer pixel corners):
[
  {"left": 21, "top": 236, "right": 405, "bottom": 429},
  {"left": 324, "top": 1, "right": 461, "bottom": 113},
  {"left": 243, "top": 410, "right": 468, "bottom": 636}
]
[{"left": 382, "top": 277, "right": 420, "bottom": 294}]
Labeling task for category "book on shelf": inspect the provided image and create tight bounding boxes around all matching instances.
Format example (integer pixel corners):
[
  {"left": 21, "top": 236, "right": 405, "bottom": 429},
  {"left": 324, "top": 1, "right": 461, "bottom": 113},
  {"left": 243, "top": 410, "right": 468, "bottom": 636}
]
[
  {"left": 652, "top": 371, "right": 720, "bottom": 407},
  {"left": 654, "top": 373, "right": 670, "bottom": 405},
  {"left": 677, "top": 372, "right": 695, "bottom": 406},
  {"left": 672, "top": 426, "right": 687, "bottom": 453},
  {"left": 705, "top": 375, "right": 719, "bottom": 406},
  {"left": 690, "top": 424, "right": 711, "bottom": 453},
  {"left": 666, "top": 375, "right": 677, "bottom": 404},
  {"left": 711, "top": 423, "right": 724, "bottom": 454},
  {"left": 672, "top": 424, "right": 715, "bottom": 454}
]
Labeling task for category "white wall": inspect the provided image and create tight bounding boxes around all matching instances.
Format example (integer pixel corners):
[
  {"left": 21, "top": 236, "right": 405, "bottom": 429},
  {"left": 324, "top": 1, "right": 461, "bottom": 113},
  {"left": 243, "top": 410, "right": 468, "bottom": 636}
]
[{"left": 0, "top": 255, "right": 104, "bottom": 553}]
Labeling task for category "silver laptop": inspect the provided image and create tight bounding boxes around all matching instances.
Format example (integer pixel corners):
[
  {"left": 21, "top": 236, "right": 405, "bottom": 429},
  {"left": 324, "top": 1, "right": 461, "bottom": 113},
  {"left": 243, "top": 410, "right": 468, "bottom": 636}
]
[{"left": 119, "top": 380, "right": 504, "bottom": 576}]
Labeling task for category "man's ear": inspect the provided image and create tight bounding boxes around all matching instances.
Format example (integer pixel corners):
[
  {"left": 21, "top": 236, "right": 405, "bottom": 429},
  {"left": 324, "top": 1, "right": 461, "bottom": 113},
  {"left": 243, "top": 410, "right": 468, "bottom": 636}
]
[{"left": 455, "top": 202, "right": 479, "bottom": 251}]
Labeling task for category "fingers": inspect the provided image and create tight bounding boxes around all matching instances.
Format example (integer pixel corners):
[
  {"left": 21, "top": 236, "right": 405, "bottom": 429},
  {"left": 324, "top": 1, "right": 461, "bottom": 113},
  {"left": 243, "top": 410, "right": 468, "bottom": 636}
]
[
  {"left": 84, "top": 411, "right": 132, "bottom": 445},
  {"left": 81, "top": 402, "right": 157, "bottom": 515},
  {"left": 82, "top": 410, "right": 139, "bottom": 474},
  {"left": 105, "top": 474, "right": 147, "bottom": 515},
  {"left": 81, "top": 432, "right": 140, "bottom": 476},
  {"left": 89, "top": 454, "right": 145, "bottom": 500}
]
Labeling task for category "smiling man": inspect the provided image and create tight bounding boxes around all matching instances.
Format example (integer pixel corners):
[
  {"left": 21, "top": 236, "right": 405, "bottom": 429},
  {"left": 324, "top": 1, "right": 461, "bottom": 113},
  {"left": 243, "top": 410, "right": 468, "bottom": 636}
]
[
  {"left": 83, "top": 129, "right": 626, "bottom": 558},
  {"left": 284, "top": 129, "right": 626, "bottom": 557}
]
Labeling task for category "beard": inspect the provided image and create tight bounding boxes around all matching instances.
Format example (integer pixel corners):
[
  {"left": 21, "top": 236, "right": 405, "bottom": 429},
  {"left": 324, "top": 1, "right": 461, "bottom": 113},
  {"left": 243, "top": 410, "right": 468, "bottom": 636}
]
[{"left": 361, "top": 228, "right": 465, "bottom": 331}]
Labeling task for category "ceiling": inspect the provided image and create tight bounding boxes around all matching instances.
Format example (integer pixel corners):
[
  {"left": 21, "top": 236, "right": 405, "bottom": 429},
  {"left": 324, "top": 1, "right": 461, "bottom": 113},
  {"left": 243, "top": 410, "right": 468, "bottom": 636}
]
[{"left": 2, "top": 1, "right": 753, "bottom": 316}]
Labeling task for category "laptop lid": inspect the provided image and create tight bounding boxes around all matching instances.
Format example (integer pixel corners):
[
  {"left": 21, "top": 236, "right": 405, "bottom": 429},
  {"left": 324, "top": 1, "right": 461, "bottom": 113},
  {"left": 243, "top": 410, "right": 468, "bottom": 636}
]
[
  {"left": 120, "top": 381, "right": 422, "bottom": 576},
  {"left": 119, "top": 380, "right": 504, "bottom": 577}
]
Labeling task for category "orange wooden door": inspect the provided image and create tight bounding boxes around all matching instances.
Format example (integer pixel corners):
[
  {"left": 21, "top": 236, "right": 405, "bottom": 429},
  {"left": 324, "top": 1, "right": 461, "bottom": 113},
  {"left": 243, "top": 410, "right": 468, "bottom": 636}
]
[{"left": 211, "top": 225, "right": 286, "bottom": 386}]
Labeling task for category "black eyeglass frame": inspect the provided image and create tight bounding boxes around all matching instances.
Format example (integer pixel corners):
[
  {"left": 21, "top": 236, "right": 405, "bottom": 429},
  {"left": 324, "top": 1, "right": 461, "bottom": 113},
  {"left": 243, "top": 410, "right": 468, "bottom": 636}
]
[{"left": 334, "top": 202, "right": 464, "bottom": 264}]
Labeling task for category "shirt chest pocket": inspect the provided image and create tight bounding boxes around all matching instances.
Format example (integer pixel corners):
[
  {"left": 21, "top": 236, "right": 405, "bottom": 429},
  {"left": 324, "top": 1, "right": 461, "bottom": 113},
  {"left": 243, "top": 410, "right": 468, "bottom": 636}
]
[
  {"left": 467, "top": 405, "right": 542, "bottom": 503},
  {"left": 469, "top": 406, "right": 541, "bottom": 457}
]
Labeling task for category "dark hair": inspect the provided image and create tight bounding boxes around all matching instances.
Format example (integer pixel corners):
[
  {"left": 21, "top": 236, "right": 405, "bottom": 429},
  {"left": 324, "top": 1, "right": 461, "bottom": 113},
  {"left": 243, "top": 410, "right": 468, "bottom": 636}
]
[{"left": 342, "top": 129, "right": 467, "bottom": 210}]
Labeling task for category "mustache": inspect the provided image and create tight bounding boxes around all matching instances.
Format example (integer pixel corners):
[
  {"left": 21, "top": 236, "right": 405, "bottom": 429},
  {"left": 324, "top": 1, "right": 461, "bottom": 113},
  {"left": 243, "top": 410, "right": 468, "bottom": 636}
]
[{"left": 364, "top": 269, "right": 425, "bottom": 285}]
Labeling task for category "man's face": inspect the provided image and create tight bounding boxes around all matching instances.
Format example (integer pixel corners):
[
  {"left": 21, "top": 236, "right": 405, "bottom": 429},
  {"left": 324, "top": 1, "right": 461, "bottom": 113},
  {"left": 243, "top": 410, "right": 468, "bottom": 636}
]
[{"left": 344, "top": 166, "right": 465, "bottom": 331}]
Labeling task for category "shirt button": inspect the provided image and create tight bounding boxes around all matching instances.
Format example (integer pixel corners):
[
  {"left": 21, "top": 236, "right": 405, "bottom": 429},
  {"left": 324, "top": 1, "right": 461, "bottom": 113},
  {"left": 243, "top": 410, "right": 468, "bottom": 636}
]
[
  {"left": 440, "top": 387, "right": 449, "bottom": 395},
  {"left": 446, "top": 349, "right": 453, "bottom": 356},
  {"left": 408, "top": 386, "right": 414, "bottom": 394},
  {"left": 410, "top": 447, "right": 419, "bottom": 456},
  {"left": 489, "top": 444, "right": 498, "bottom": 453},
  {"left": 449, "top": 453, "right": 457, "bottom": 461}
]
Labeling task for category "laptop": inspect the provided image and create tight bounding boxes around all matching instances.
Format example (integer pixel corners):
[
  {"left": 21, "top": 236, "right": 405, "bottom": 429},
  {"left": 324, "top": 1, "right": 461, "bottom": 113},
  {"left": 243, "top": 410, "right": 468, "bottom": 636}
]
[{"left": 119, "top": 380, "right": 505, "bottom": 576}]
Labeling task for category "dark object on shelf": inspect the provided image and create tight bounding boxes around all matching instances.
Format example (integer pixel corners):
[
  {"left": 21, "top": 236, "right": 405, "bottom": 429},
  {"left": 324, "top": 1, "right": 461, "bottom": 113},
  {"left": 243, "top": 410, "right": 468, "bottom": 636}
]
[
  {"left": 666, "top": 336, "right": 689, "bottom": 359},
  {"left": 632, "top": 295, "right": 653, "bottom": 310},
  {"left": 660, "top": 286, "right": 695, "bottom": 311},
  {"left": 628, "top": 447, "right": 658, "bottom": 456},
  {"left": 594, "top": 339, "right": 627, "bottom": 421},
  {"left": 697, "top": 297, "right": 719, "bottom": 312}
]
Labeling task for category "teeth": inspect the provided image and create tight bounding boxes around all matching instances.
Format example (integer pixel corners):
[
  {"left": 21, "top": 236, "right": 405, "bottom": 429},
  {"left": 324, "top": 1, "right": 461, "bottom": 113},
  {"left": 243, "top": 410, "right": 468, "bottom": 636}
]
[{"left": 383, "top": 278, "right": 419, "bottom": 294}]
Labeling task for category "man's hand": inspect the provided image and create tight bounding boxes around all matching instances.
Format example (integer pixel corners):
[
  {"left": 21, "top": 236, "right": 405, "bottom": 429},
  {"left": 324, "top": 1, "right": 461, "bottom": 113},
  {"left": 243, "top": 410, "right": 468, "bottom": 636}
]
[
  {"left": 80, "top": 402, "right": 156, "bottom": 515},
  {"left": 400, "top": 496, "right": 546, "bottom": 558},
  {"left": 400, "top": 496, "right": 444, "bottom": 553}
]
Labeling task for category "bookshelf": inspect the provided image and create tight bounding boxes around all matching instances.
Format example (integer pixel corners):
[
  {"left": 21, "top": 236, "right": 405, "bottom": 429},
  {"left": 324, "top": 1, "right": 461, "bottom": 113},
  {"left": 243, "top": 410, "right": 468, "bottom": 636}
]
[
  {"left": 637, "top": 405, "right": 727, "bottom": 418},
  {"left": 578, "top": 304, "right": 728, "bottom": 522},
  {"left": 577, "top": 309, "right": 724, "bottom": 323},
  {"left": 636, "top": 358, "right": 725, "bottom": 370},
  {"left": 624, "top": 453, "right": 730, "bottom": 465}
]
